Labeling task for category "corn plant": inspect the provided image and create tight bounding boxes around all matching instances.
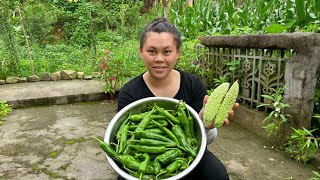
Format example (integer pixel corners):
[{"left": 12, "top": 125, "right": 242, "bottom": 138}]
[
  {"left": 168, "top": 0, "right": 320, "bottom": 37},
  {"left": 168, "top": 0, "right": 215, "bottom": 38}
]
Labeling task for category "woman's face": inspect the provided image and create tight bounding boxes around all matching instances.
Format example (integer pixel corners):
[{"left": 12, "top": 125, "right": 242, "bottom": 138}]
[{"left": 139, "top": 32, "right": 180, "bottom": 80}]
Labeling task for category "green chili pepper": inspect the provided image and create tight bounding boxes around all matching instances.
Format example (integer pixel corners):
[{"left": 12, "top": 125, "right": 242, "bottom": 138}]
[
  {"left": 153, "top": 160, "right": 161, "bottom": 175},
  {"left": 123, "top": 135, "right": 135, "bottom": 155},
  {"left": 130, "top": 114, "right": 165, "bottom": 121},
  {"left": 131, "top": 138, "right": 177, "bottom": 148},
  {"left": 155, "top": 149, "right": 182, "bottom": 164},
  {"left": 171, "top": 125, "right": 197, "bottom": 158},
  {"left": 118, "top": 124, "right": 129, "bottom": 154},
  {"left": 119, "top": 154, "right": 141, "bottom": 170},
  {"left": 129, "top": 145, "right": 167, "bottom": 154},
  {"left": 134, "top": 107, "right": 156, "bottom": 132},
  {"left": 91, "top": 136, "right": 120, "bottom": 162},
  {"left": 144, "top": 128, "right": 165, "bottom": 135},
  {"left": 148, "top": 119, "right": 168, "bottom": 127},
  {"left": 135, "top": 131, "right": 174, "bottom": 143},
  {"left": 128, "top": 125, "right": 137, "bottom": 131},
  {"left": 174, "top": 157, "right": 188, "bottom": 170},
  {"left": 177, "top": 102, "right": 192, "bottom": 139},
  {"left": 190, "top": 138, "right": 199, "bottom": 151},
  {"left": 154, "top": 105, "right": 180, "bottom": 124},
  {"left": 186, "top": 115, "right": 198, "bottom": 149},
  {"left": 166, "top": 160, "right": 182, "bottom": 174},
  {"left": 188, "top": 114, "right": 196, "bottom": 138},
  {"left": 151, "top": 120, "right": 180, "bottom": 146},
  {"left": 116, "top": 118, "right": 130, "bottom": 140},
  {"left": 187, "top": 156, "right": 194, "bottom": 166},
  {"left": 119, "top": 155, "right": 156, "bottom": 174},
  {"left": 129, "top": 119, "right": 168, "bottom": 130},
  {"left": 156, "top": 160, "right": 182, "bottom": 179},
  {"left": 138, "top": 153, "right": 150, "bottom": 179}
]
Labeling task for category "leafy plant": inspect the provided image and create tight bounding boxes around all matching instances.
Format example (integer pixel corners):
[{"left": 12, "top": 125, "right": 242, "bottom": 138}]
[
  {"left": 285, "top": 127, "right": 319, "bottom": 164},
  {"left": 166, "top": 0, "right": 320, "bottom": 38},
  {"left": 0, "top": 0, "right": 22, "bottom": 78},
  {"left": 257, "top": 85, "right": 291, "bottom": 138},
  {"left": 168, "top": 0, "right": 215, "bottom": 38},
  {"left": 176, "top": 39, "right": 200, "bottom": 73},
  {"left": 98, "top": 45, "right": 140, "bottom": 99},
  {"left": 99, "top": 49, "right": 117, "bottom": 98},
  {"left": 213, "top": 75, "right": 228, "bottom": 87},
  {"left": 309, "top": 171, "right": 320, "bottom": 180},
  {"left": 0, "top": 100, "right": 12, "bottom": 126},
  {"left": 24, "top": 2, "right": 57, "bottom": 44},
  {"left": 223, "top": 58, "right": 242, "bottom": 82}
]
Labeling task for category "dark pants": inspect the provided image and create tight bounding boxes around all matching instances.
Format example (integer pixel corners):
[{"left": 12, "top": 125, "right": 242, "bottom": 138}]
[{"left": 117, "top": 148, "right": 229, "bottom": 180}]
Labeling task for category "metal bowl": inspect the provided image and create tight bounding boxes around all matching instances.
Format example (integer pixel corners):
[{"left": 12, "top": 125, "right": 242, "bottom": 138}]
[{"left": 104, "top": 97, "right": 207, "bottom": 180}]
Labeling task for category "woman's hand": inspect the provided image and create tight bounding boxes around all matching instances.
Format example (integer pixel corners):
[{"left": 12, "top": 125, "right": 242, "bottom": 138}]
[{"left": 199, "top": 95, "right": 239, "bottom": 129}]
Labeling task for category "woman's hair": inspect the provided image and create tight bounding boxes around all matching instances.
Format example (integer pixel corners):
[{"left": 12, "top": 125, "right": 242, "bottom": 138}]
[{"left": 139, "top": 18, "right": 182, "bottom": 50}]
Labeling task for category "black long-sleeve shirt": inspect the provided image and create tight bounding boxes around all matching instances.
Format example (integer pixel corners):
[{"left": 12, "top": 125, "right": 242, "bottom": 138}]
[{"left": 117, "top": 70, "right": 207, "bottom": 113}]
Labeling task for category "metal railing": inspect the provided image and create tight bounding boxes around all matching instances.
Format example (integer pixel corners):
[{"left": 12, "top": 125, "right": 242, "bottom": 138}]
[
  {"left": 200, "top": 33, "right": 320, "bottom": 129},
  {"left": 206, "top": 47, "right": 294, "bottom": 108}
]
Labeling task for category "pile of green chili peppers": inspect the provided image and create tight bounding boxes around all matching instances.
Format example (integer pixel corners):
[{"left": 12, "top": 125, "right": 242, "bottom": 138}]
[{"left": 92, "top": 101, "right": 199, "bottom": 180}]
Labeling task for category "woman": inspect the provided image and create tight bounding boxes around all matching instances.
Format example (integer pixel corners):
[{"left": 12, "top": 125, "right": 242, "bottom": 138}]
[{"left": 117, "top": 18, "right": 238, "bottom": 180}]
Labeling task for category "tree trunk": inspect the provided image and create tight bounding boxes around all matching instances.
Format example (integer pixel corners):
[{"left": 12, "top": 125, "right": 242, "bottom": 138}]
[
  {"left": 143, "top": 0, "right": 156, "bottom": 13},
  {"left": 18, "top": 6, "right": 34, "bottom": 75}
]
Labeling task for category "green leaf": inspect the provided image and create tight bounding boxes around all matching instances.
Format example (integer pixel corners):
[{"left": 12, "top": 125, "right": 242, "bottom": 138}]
[
  {"left": 264, "top": 23, "right": 288, "bottom": 33},
  {"left": 261, "top": 94, "right": 273, "bottom": 99},
  {"left": 257, "top": 103, "right": 270, "bottom": 108},
  {"left": 295, "top": 0, "right": 306, "bottom": 27},
  {"left": 306, "top": 138, "right": 311, "bottom": 148},
  {"left": 279, "top": 114, "right": 287, "bottom": 121}
]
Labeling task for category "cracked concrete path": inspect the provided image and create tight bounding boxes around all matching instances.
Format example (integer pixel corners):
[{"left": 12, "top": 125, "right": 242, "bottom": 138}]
[
  {"left": 210, "top": 122, "right": 317, "bottom": 180},
  {"left": 0, "top": 102, "right": 317, "bottom": 180},
  {"left": 0, "top": 102, "right": 118, "bottom": 180}
]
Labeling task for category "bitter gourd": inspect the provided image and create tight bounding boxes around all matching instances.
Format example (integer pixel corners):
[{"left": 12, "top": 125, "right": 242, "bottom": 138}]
[{"left": 203, "top": 80, "right": 239, "bottom": 127}]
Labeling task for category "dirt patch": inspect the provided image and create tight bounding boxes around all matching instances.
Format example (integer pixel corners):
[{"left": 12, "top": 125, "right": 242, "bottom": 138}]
[{"left": 208, "top": 122, "right": 317, "bottom": 180}]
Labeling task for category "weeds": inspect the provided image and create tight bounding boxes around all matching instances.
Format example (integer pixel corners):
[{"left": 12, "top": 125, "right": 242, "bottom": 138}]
[
  {"left": 257, "top": 85, "right": 291, "bottom": 139},
  {"left": 259, "top": 85, "right": 319, "bottom": 163},
  {"left": 0, "top": 100, "right": 12, "bottom": 126},
  {"left": 285, "top": 128, "right": 319, "bottom": 164}
]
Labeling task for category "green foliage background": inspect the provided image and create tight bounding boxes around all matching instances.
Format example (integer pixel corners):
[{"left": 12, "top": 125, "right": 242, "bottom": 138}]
[
  {"left": 0, "top": 0, "right": 319, "bottom": 107},
  {"left": 1, "top": 0, "right": 319, "bottom": 79}
]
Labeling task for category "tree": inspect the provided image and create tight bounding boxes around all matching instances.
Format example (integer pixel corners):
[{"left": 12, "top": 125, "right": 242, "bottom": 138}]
[
  {"left": 0, "top": 0, "right": 22, "bottom": 78},
  {"left": 143, "top": 0, "right": 156, "bottom": 13}
]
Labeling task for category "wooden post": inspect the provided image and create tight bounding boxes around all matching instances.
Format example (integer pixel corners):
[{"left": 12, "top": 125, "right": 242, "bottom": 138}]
[{"left": 18, "top": 7, "right": 34, "bottom": 75}]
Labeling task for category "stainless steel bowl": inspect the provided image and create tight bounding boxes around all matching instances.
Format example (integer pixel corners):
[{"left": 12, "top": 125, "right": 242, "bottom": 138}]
[{"left": 104, "top": 97, "right": 207, "bottom": 180}]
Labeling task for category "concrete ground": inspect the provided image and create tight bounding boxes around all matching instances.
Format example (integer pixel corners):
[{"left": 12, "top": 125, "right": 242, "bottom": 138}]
[{"left": 0, "top": 80, "right": 319, "bottom": 180}]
